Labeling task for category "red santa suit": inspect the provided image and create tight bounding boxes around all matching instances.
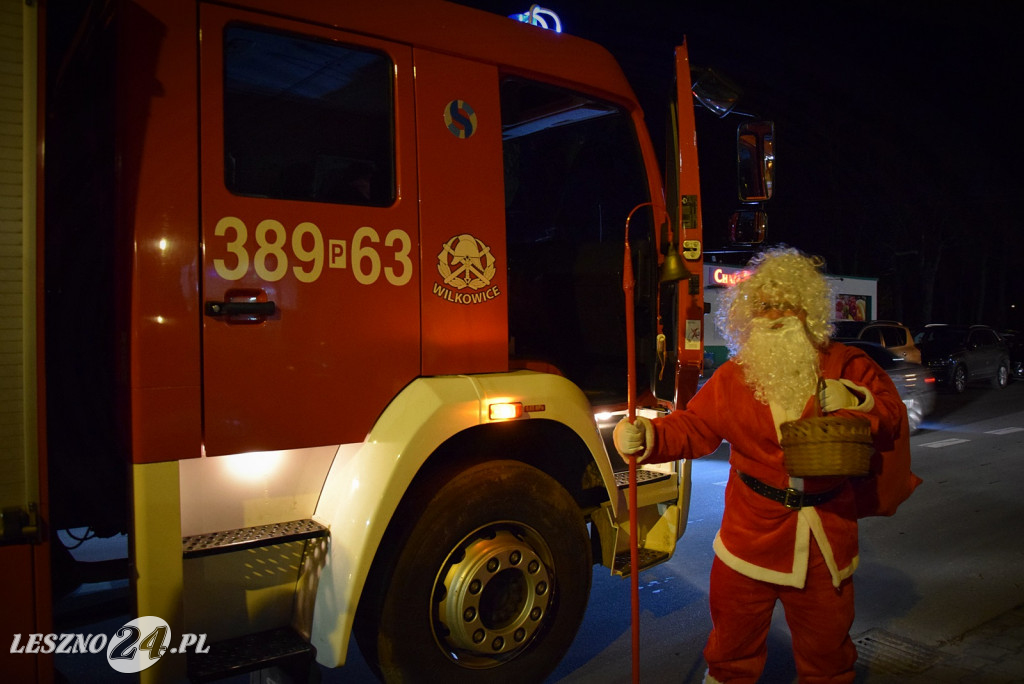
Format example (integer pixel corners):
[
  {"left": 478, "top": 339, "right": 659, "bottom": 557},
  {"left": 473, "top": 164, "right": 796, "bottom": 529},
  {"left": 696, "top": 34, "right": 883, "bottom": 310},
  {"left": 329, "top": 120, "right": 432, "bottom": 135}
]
[{"left": 645, "top": 341, "right": 915, "bottom": 683}]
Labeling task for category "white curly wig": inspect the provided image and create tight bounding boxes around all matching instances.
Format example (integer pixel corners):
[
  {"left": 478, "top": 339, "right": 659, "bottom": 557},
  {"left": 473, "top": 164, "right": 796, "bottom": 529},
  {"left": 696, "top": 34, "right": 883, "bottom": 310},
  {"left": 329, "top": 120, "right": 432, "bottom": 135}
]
[{"left": 715, "top": 246, "right": 835, "bottom": 355}]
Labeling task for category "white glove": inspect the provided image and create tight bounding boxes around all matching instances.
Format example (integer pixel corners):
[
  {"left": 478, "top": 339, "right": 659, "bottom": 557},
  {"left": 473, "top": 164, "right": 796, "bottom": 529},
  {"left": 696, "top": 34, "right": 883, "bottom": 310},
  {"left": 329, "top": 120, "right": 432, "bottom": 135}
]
[
  {"left": 820, "top": 379, "right": 859, "bottom": 413},
  {"left": 612, "top": 416, "right": 654, "bottom": 463}
]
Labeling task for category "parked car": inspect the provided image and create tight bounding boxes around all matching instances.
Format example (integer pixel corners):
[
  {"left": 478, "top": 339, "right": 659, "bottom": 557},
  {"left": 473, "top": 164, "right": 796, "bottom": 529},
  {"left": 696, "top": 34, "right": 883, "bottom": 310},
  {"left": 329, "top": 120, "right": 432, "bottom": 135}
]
[
  {"left": 913, "top": 324, "right": 1011, "bottom": 393},
  {"left": 1001, "top": 330, "right": 1023, "bottom": 379},
  {"left": 844, "top": 340, "right": 936, "bottom": 432},
  {"left": 832, "top": 320, "right": 868, "bottom": 338},
  {"left": 833, "top": 320, "right": 921, "bottom": 364}
]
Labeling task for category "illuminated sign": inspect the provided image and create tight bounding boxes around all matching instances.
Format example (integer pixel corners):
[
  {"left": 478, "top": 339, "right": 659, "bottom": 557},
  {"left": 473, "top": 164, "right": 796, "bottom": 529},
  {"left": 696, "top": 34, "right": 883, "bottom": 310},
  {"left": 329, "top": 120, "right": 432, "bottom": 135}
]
[
  {"left": 710, "top": 267, "right": 752, "bottom": 286},
  {"left": 510, "top": 5, "right": 562, "bottom": 33}
]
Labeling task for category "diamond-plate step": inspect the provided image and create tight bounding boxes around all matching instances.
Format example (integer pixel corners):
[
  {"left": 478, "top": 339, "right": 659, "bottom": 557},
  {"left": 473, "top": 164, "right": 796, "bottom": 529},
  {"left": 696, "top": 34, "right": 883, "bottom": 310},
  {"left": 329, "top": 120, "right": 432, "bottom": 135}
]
[
  {"left": 187, "top": 626, "right": 314, "bottom": 683},
  {"left": 182, "top": 519, "right": 328, "bottom": 559},
  {"left": 853, "top": 628, "right": 940, "bottom": 675},
  {"left": 614, "top": 468, "right": 671, "bottom": 488},
  {"left": 612, "top": 548, "right": 670, "bottom": 577}
]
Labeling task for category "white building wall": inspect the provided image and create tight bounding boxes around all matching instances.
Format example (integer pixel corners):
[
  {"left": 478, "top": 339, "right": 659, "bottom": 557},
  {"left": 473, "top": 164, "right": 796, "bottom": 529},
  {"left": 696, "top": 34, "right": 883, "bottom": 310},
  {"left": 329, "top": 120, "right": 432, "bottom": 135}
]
[{"left": 701, "top": 264, "right": 878, "bottom": 371}]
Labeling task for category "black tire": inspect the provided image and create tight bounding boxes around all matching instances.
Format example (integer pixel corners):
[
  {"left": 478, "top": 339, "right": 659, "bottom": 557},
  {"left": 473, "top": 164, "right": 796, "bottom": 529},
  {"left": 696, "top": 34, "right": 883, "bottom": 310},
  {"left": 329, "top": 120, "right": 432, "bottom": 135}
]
[
  {"left": 993, "top": 363, "right": 1009, "bottom": 389},
  {"left": 952, "top": 364, "right": 968, "bottom": 393},
  {"left": 355, "top": 461, "right": 592, "bottom": 683}
]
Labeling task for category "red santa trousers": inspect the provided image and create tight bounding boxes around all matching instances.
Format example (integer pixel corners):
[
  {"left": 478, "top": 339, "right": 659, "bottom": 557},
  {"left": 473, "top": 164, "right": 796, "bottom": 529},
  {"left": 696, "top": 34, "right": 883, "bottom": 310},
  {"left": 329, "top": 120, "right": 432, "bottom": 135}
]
[{"left": 704, "top": 538, "right": 857, "bottom": 683}]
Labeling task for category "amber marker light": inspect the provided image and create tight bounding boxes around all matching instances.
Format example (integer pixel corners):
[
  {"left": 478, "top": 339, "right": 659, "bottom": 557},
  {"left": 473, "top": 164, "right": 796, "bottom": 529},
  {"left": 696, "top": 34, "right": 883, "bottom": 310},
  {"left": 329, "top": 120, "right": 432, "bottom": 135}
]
[{"left": 488, "top": 402, "right": 523, "bottom": 421}]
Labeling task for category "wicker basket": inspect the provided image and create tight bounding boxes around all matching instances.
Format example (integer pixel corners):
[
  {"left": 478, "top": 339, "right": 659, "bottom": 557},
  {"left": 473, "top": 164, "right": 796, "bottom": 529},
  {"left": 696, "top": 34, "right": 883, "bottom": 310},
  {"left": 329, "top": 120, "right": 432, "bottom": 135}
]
[
  {"left": 780, "top": 378, "right": 874, "bottom": 477},
  {"left": 780, "top": 415, "right": 873, "bottom": 477}
]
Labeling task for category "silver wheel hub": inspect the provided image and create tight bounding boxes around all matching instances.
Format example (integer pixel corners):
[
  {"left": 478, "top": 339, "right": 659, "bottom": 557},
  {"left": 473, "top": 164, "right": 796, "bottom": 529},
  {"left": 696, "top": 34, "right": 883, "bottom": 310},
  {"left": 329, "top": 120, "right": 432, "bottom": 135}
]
[
  {"left": 435, "top": 527, "right": 552, "bottom": 664},
  {"left": 904, "top": 398, "right": 922, "bottom": 431}
]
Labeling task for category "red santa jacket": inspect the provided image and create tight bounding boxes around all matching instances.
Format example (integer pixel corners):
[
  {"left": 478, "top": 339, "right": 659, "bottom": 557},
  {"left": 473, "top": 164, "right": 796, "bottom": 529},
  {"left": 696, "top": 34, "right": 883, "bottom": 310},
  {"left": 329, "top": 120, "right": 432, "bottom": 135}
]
[{"left": 647, "top": 341, "right": 918, "bottom": 588}]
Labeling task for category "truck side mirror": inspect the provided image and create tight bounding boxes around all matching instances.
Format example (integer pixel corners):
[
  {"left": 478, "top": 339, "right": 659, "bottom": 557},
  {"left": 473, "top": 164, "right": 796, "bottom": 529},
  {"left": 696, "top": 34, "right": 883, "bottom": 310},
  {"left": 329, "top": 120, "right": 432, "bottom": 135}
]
[
  {"left": 728, "top": 209, "right": 767, "bottom": 244},
  {"left": 737, "top": 121, "right": 774, "bottom": 202},
  {"left": 691, "top": 66, "right": 741, "bottom": 118}
]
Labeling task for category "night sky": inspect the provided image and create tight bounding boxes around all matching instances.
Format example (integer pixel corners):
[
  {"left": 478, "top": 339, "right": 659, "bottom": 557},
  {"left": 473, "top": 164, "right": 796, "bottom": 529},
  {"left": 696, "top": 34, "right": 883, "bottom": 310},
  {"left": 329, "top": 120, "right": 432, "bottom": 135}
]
[{"left": 457, "top": 0, "right": 1021, "bottom": 331}]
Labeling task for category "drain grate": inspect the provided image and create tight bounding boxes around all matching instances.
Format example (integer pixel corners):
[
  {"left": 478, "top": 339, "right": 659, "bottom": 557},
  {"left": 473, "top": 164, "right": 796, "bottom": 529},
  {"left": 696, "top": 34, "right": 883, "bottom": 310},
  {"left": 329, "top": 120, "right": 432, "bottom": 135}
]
[{"left": 854, "top": 628, "right": 940, "bottom": 675}]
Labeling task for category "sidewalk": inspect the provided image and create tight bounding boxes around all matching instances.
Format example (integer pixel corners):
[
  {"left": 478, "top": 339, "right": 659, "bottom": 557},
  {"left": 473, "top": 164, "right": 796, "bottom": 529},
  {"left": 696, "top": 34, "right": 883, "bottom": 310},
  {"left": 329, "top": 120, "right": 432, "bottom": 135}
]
[{"left": 855, "top": 603, "right": 1024, "bottom": 683}]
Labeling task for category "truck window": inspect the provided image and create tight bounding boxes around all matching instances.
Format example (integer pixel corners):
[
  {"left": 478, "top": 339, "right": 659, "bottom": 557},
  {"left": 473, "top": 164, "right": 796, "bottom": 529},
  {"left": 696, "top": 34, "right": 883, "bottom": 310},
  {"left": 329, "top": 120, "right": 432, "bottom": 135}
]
[
  {"left": 502, "top": 78, "right": 655, "bottom": 403},
  {"left": 223, "top": 25, "right": 395, "bottom": 206}
]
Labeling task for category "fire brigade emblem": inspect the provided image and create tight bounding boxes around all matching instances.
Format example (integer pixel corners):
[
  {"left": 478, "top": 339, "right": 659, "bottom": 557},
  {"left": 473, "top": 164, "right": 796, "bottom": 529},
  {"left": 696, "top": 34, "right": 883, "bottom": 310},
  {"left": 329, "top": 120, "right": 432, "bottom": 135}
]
[
  {"left": 433, "top": 234, "right": 502, "bottom": 305},
  {"left": 443, "top": 100, "right": 477, "bottom": 139},
  {"left": 437, "top": 234, "right": 495, "bottom": 289}
]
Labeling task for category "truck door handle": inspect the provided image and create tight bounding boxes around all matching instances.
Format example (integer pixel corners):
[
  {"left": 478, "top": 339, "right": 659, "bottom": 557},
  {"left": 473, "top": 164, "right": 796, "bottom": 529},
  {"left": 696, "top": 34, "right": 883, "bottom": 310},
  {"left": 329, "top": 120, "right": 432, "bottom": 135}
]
[
  {"left": 204, "top": 301, "right": 276, "bottom": 317},
  {"left": 205, "top": 289, "right": 277, "bottom": 322}
]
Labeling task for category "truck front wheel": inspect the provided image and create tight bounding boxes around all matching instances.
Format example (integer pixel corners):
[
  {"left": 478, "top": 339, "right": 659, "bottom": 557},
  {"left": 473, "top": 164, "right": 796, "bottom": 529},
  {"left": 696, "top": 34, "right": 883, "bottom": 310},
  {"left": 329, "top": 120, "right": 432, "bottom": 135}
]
[{"left": 356, "top": 460, "right": 592, "bottom": 682}]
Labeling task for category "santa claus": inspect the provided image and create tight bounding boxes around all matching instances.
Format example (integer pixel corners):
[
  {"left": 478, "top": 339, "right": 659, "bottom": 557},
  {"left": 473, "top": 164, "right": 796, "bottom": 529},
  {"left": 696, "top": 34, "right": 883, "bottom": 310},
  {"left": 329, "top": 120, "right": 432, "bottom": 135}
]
[{"left": 614, "top": 247, "right": 920, "bottom": 683}]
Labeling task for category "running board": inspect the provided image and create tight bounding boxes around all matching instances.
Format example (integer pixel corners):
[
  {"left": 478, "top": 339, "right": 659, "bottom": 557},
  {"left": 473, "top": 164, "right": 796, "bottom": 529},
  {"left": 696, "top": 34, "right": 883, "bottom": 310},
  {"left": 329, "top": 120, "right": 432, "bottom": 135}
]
[
  {"left": 182, "top": 519, "right": 328, "bottom": 559},
  {"left": 612, "top": 548, "right": 671, "bottom": 577},
  {"left": 592, "top": 483, "right": 682, "bottom": 577},
  {"left": 187, "top": 626, "right": 315, "bottom": 683}
]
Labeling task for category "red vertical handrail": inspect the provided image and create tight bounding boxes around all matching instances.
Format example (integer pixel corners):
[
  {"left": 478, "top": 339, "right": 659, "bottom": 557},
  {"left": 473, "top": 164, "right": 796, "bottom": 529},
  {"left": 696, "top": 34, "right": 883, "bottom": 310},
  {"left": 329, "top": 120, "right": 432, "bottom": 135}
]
[{"left": 622, "top": 219, "right": 641, "bottom": 684}]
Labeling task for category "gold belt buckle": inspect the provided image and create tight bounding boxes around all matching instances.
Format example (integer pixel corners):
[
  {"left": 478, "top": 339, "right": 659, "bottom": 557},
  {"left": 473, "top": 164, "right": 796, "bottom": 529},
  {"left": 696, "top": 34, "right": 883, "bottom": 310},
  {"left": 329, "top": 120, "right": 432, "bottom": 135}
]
[{"left": 782, "top": 488, "right": 804, "bottom": 510}]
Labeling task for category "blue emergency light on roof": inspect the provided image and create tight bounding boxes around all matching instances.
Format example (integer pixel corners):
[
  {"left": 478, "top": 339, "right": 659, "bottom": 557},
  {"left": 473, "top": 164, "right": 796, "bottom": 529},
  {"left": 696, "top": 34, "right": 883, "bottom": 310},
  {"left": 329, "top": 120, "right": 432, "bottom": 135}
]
[{"left": 510, "top": 5, "right": 562, "bottom": 33}]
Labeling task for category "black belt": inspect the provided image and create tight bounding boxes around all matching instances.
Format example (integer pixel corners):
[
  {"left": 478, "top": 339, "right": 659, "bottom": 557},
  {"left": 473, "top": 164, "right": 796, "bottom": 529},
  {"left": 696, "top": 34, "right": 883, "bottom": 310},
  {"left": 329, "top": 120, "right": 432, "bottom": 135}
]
[{"left": 738, "top": 471, "right": 840, "bottom": 510}]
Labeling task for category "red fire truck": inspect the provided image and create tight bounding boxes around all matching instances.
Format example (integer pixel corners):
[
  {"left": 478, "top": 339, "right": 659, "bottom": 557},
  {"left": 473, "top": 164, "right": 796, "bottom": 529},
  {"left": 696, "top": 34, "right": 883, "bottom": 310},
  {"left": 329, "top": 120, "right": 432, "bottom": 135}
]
[{"left": 1, "top": 0, "right": 773, "bottom": 681}]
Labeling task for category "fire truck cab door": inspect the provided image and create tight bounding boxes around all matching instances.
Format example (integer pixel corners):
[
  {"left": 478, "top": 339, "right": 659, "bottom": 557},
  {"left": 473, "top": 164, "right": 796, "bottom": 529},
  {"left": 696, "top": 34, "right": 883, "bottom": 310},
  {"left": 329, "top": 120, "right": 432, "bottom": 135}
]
[
  {"left": 199, "top": 6, "right": 420, "bottom": 455},
  {"left": 412, "top": 50, "right": 507, "bottom": 375},
  {"left": 670, "top": 40, "right": 705, "bottom": 407}
]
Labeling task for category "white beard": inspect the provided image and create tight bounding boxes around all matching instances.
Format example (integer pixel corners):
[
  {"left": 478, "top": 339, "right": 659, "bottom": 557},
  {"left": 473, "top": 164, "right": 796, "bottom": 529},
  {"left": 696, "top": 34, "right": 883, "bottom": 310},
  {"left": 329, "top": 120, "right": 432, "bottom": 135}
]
[{"left": 735, "top": 316, "right": 820, "bottom": 417}]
